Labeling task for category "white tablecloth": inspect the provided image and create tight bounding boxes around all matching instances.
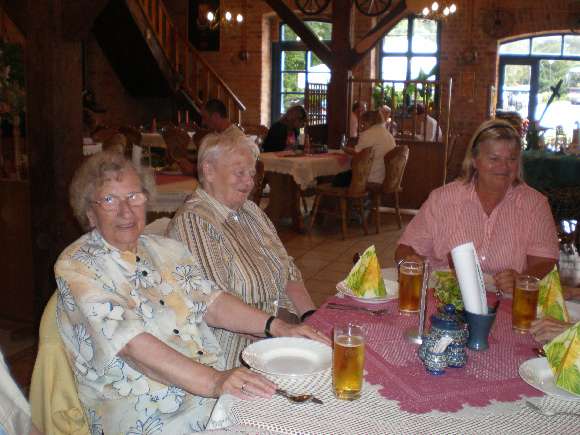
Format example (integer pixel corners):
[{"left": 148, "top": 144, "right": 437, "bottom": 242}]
[
  {"left": 149, "top": 179, "right": 197, "bottom": 213},
  {"left": 260, "top": 151, "right": 350, "bottom": 189},
  {"left": 204, "top": 370, "right": 580, "bottom": 434}
]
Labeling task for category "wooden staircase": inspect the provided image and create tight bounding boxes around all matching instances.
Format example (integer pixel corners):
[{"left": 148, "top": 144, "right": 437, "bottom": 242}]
[{"left": 93, "top": 0, "right": 245, "bottom": 124}]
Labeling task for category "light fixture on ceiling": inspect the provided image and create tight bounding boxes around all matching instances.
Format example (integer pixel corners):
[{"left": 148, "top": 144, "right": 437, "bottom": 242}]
[
  {"left": 421, "top": 2, "right": 457, "bottom": 20},
  {"left": 205, "top": 7, "right": 244, "bottom": 30}
]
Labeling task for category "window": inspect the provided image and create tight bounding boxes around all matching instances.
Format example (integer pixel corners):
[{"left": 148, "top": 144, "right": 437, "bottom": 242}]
[
  {"left": 272, "top": 21, "right": 332, "bottom": 122},
  {"left": 380, "top": 17, "right": 440, "bottom": 82},
  {"left": 498, "top": 33, "right": 580, "bottom": 143}
]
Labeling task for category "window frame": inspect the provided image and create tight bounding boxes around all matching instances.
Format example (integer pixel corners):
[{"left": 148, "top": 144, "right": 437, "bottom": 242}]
[
  {"left": 378, "top": 16, "right": 441, "bottom": 83},
  {"left": 271, "top": 21, "right": 332, "bottom": 124}
]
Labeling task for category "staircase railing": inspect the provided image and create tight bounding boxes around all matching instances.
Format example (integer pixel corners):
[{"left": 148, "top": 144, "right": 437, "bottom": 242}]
[{"left": 137, "top": 0, "right": 246, "bottom": 125}]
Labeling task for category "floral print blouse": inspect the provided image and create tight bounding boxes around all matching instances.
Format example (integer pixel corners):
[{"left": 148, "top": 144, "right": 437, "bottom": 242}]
[{"left": 55, "top": 230, "right": 225, "bottom": 434}]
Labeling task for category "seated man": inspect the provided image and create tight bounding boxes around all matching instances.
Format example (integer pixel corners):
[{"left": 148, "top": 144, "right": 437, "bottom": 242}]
[
  {"left": 349, "top": 101, "right": 367, "bottom": 139},
  {"left": 262, "top": 105, "right": 307, "bottom": 153}
]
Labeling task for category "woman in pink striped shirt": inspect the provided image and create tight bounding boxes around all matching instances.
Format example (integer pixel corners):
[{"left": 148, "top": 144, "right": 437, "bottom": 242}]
[{"left": 395, "top": 119, "right": 559, "bottom": 294}]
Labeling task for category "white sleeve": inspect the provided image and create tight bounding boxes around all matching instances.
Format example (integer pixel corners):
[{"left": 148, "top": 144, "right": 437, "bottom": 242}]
[{"left": 0, "top": 351, "right": 31, "bottom": 435}]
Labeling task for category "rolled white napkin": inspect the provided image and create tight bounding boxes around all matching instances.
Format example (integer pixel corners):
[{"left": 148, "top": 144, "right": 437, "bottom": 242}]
[
  {"left": 451, "top": 242, "right": 487, "bottom": 314},
  {"left": 132, "top": 144, "right": 143, "bottom": 167}
]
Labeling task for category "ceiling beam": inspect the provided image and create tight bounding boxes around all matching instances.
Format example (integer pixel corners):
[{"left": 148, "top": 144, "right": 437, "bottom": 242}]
[
  {"left": 350, "top": 0, "right": 409, "bottom": 67},
  {"left": 262, "top": 0, "right": 334, "bottom": 67},
  {"left": 62, "top": 0, "right": 111, "bottom": 40},
  {"left": 0, "top": 0, "right": 27, "bottom": 35}
]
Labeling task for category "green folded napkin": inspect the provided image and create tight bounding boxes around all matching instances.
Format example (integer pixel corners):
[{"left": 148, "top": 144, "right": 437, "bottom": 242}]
[
  {"left": 345, "top": 245, "right": 386, "bottom": 298},
  {"left": 544, "top": 321, "right": 580, "bottom": 395},
  {"left": 537, "top": 266, "right": 570, "bottom": 322}
]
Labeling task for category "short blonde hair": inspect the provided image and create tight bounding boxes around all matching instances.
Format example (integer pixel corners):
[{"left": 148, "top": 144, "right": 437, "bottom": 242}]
[
  {"left": 197, "top": 135, "right": 258, "bottom": 185},
  {"left": 69, "top": 151, "right": 155, "bottom": 230},
  {"left": 460, "top": 119, "right": 523, "bottom": 184}
]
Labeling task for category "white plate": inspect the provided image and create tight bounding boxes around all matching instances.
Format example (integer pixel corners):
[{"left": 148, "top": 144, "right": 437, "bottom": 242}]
[
  {"left": 242, "top": 337, "right": 331, "bottom": 376},
  {"left": 336, "top": 268, "right": 398, "bottom": 304},
  {"left": 519, "top": 357, "right": 580, "bottom": 401}
]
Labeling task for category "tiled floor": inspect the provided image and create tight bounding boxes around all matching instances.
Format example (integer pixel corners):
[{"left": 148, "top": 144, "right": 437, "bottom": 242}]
[{"left": 0, "top": 211, "right": 408, "bottom": 391}]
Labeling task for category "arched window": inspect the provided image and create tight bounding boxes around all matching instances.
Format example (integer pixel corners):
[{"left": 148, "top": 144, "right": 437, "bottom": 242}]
[
  {"left": 271, "top": 21, "right": 331, "bottom": 122},
  {"left": 379, "top": 17, "right": 440, "bottom": 82},
  {"left": 498, "top": 33, "right": 580, "bottom": 140}
]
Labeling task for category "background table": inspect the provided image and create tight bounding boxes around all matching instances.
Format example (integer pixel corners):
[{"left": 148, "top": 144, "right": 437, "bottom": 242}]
[
  {"left": 148, "top": 173, "right": 197, "bottom": 214},
  {"left": 260, "top": 151, "right": 350, "bottom": 230}
]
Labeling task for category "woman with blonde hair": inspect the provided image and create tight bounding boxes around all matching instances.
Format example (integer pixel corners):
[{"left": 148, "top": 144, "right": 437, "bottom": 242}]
[{"left": 395, "top": 119, "right": 559, "bottom": 293}]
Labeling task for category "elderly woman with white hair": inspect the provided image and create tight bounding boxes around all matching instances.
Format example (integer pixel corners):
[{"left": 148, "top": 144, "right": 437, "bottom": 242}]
[
  {"left": 55, "top": 151, "right": 326, "bottom": 433},
  {"left": 167, "top": 135, "right": 317, "bottom": 369}
]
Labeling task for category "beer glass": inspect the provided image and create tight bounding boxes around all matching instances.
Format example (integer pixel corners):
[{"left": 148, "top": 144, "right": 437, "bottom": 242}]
[
  {"left": 398, "top": 261, "right": 424, "bottom": 313},
  {"left": 333, "top": 323, "right": 365, "bottom": 400},
  {"left": 512, "top": 275, "right": 540, "bottom": 332}
]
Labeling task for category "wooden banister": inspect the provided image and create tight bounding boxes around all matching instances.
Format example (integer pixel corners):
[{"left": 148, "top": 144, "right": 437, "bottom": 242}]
[{"left": 137, "top": 0, "right": 245, "bottom": 124}]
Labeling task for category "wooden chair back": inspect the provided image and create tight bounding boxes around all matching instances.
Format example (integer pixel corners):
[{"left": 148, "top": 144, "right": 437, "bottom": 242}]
[
  {"left": 347, "top": 147, "right": 373, "bottom": 195},
  {"left": 250, "top": 159, "right": 265, "bottom": 205},
  {"left": 119, "top": 125, "right": 142, "bottom": 147},
  {"left": 381, "top": 145, "right": 409, "bottom": 194},
  {"left": 163, "top": 126, "right": 190, "bottom": 162},
  {"left": 102, "top": 132, "right": 127, "bottom": 155}
]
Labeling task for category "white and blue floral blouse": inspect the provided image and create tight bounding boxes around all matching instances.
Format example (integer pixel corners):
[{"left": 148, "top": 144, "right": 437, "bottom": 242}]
[{"left": 55, "top": 230, "right": 225, "bottom": 434}]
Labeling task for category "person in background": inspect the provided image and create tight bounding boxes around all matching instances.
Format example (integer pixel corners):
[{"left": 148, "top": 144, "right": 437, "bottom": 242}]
[
  {"left": 349, "top": 101, "right": 367, "bottom": 139},
  {"left": 414, "top": 103, "right": 442, "bottom": 142},
  {"left": 168, "top": 135, "right": 318, "bottom": 369},
  {"left": 0, "top": 349, "right": 42, "bottom": 435},
  {"left": 395, "top": 119, "right": 559, "bottom": 294},
  {"left": 333, "top": 110, "right": 396, "bottom": 187},
  {"left": 379, "top": 104, "right": 397, "bottom": 136},
  {"left": 262, "top": 105, "right": 307, "bottom": 152},
  {"left": 56, "top": 151, "right": 326, "bottom": 433},
  {"left": 201, "top": 99, "right": 246, "bottom": 143}
]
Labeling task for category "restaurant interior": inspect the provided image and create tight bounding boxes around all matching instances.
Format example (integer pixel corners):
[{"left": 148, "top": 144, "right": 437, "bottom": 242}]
[{"left": 1, "top": 0, "right": 580, "bottom": 433}]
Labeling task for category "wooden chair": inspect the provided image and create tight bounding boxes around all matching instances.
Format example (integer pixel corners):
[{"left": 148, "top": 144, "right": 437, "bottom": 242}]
[
  {"left": 367, "top": 145, "right": 410, "bottom": 232},
  {"left": 102, "top": 132, "right": 127, "bottom": 155},
  {"left": 250, "top": 159, "right": 265, "bottom": 205},
  {"left": 308, "top": 147, "right": 373, "bottom": 239},
  {"left": 162, "top": 126, "right": 191, "bottom": 163}
]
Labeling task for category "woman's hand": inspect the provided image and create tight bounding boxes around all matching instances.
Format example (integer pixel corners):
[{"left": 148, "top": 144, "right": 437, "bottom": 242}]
[
  {"left": 212, "top": 367, "right": 276, "bottom": 399},
  {"left": 493, "top": 269, "right": 517, "bottom": 294},
  {"left": 530, "top": 317, "right": 572, "bottom": 344},
  {"left": 271, "top": 319, "right": 331, "bottom": 346}
]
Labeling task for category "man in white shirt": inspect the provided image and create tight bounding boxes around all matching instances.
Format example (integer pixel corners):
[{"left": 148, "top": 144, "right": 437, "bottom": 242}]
[
  {"left": 349, "top": 101, "right": 367, "bottom": 139},
  {"left": 415, "top": 104, "right": 442, "bottom": 142}
]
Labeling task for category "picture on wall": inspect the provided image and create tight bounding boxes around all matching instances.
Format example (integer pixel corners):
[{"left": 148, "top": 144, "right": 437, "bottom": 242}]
[{"left": 189, "top": 0, "right": 220, "bottom": 51}]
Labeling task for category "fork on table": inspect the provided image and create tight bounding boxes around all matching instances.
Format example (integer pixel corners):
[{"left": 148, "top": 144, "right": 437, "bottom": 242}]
[{"left": 325, "top": 302, "right": 390, "bottom": 316}]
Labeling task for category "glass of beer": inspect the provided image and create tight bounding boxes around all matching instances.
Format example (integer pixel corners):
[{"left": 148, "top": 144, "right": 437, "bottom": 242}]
[
  {"left": 512, "top": 275, "right": 540, "bottom": 333},
  {"left": 333, "top": 323, "right": 365, "bottom": 400},
  {"left": 398, "top": 260, "right": 424, "bottom": 313}
]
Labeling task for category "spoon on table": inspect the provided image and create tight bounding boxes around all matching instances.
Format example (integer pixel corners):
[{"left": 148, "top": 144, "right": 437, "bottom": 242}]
[
  {"left": 275, "top": 388, "right": 323, "bottom": 405},
  {"left": 525, "top": 400, "right": 580, "bottom": 417}
]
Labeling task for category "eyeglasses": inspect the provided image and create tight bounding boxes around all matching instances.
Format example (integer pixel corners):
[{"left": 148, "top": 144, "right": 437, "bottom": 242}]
[{"left": 91, "top": 191, "right": 148, "bottom": 212}]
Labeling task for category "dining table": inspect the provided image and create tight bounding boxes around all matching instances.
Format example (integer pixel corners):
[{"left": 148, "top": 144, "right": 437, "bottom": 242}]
[
  {"left": 148, "top": 172, "right": 197, "bottom": 215},
  {"left": 204, "top": 292, "right": 580, "bottom": 434},
  {"left": 260, "top": 150, "right": 351, "bottom": 231}
]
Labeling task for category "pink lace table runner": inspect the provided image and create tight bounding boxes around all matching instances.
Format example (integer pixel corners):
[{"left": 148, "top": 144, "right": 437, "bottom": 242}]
[{"left": 307, "top": 293, "right": 542, "bottom": 414}]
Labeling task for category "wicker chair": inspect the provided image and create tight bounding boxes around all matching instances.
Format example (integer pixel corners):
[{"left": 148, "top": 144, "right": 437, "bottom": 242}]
[
  {"left": 162, "top": 126, "right": 190, "bottom": 163},
  {"left": 308, "top": 147, "right": 373, "bottom": 239},
  {"left": 250, "top": 159, "right": 265, "bottom": 205},
  {"left": 367, "top": 145, "right": 410, "bottom": 232}
]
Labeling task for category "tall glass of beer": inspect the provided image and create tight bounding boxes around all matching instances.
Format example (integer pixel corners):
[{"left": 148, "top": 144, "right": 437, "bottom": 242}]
[
  {"left": 333, "top": 323, "right": 365, "bottom": 400},
  {"left": 512, "top": 275, "right": 539, "bottom": 333},
  {"left": 398, "top": 260, "right": 424, "bottom": 313}
]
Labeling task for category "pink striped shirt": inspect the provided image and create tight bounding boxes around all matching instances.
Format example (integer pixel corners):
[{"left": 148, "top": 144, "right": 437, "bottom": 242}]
[{"left": 398, "top": 180, "right": 559, "bottom": 274}]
